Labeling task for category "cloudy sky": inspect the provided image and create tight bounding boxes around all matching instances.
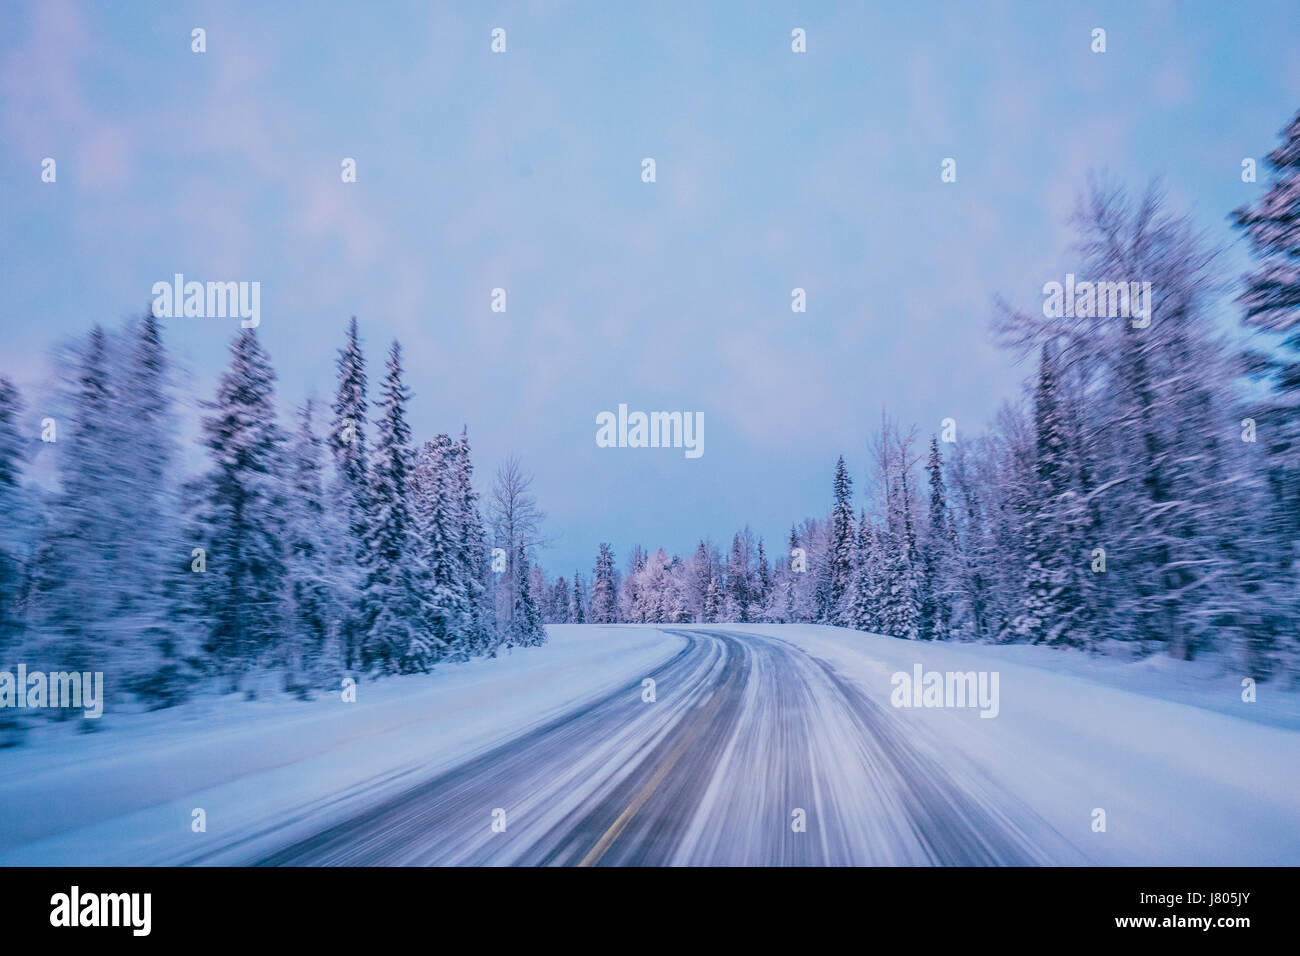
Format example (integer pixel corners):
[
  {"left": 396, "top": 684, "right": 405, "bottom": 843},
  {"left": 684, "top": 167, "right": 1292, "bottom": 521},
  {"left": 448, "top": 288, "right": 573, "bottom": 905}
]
[{"left": 2, "top": 0, "right": 1298, "bottom": 575}]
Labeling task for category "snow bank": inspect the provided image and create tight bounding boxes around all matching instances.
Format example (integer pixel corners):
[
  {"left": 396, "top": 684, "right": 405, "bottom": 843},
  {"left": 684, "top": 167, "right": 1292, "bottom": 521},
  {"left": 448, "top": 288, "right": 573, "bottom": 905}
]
[{"left": 730, "top": 624, "right": 1300, "bottom": 865}]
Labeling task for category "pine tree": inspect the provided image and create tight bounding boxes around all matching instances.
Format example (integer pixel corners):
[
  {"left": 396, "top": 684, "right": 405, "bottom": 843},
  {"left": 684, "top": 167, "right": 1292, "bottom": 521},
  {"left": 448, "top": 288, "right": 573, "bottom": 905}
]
[
  {"left": 31, "top": 327, "right": 118, "bottom": 676},
  {"left": 194, "top": 328, "right": 287, "bottom": 686},
  {"left": 512, "top": 545, "right": 546, "bottom": 646},
  {"left": 590, "top": 543, "right": 618, "bottom": 623},
  {"left": 725, "top": 531, "right": 751, "bottom": 622},
  {"left": 1013, "top": 347, "right": 1069, "bottom": 644},
  {"left": 703, "top": 576, "right": 723, "bottom": 623},
  {"left": 571, "top": 572, "right": 586, "bottom": 623},
  {"left": 114, "top": 314, "right": 187, "bottom": 703},
  {"left": 283, "top": 400, "right": 338, "bottom": 695},
  {"left": 919, "top": 437, "right": 955, "bottom": 640},
  {"left": 329, "top": 317, "right": 370, "bottom": 670},
  {"left": 846, "top": 510, "right": 875, "bottom": 631},
  {"left": 754, "top": 539, "right": 772, "bottom": 622},
  {"left": 450, "top": 428, "right": 490, "bottom": 656},
  {"left": 827, "top": 456, "right": 855, "bottom": 623},
  {"left": 781, "top": 524, "right": 803, "bottom": 623},
  {"left": 880, "top": 474, "right": 922, "bottom": 641},
  {"left": 411, "top": 434, "right": 470, "bottom": 658},
  {"left": 1234, "top": 109, "right": 1300, "bottom": 674},
  {"left": 619, "top": 545, "right": 646, "bottom": 622},
  {"left": 361, "top": 341, "right": 437, "bottom": 673},
  {"left": 688, "top": 540, "right": 712, "bottom": 621},
  {"left": 551, "top": 576, "right": 570, "bottom": 623}
]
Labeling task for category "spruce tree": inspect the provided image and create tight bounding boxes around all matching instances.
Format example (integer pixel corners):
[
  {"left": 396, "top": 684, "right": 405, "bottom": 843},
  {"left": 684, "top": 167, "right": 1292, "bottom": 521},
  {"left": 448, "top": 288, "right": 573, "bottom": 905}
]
[
  {"left": 1013, "top": 345, "right": 1078, "bottom": 645},
  {"left": 548, "top": 576, "right": 568, "bottom": 623},
  {"left": 1234, "top": 109, "right": 1300, "bottom": 673},
  {"left": 194, "top": 328, "right": 287, "bottom": 685},
  {"left": 919, "top": 437, "right": 955, "bottom": 641},
  {"left": 590, "top": 542, "right": 618, "bottom": 622},
  {"left": 512, "top": 545, "right": 546, "bottom": 646},
  {"left": 703, "top": 576, "right": 723, "bottom": 623},
  {"left": 725, "top": 531, "right": 750, "bottom": 622},
  {"left": 328, "top": 317, "right": 370, "bottom": 670},
  {"left": 846, "top": 510, "right": 875, "bottom": 631},
  {"left": 283, "top": 400, "right": 337, "bottom": 695},
  {"left": 32, "top": 327, "right": 117, "bottom": 675},
  {"left": 411, "top": 434, "right": 470, "bottom": 658},
  {"left": 450, "top": 428, "right": 490, "bottom": 656},
  {"left": 571, "top": 572, "right": 586, "bottom": 623},
  {"left": 361, "top": 341, "right": 436, "bottom": 673},
  {"left": 827, "top": 456, "right": 855, "bottom": 623}
]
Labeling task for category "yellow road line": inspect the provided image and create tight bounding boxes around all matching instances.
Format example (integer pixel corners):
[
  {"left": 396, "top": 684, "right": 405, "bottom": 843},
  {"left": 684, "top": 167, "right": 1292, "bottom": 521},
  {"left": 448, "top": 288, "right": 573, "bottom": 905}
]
[{"left": 578, "top": 656, "right": 738, "bottom": 867}]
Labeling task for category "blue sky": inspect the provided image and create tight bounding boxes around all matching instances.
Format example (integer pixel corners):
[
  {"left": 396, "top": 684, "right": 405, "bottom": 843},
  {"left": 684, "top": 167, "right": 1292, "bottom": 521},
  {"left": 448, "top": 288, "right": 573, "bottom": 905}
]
[{"left": 2, "top": 0, "right": 1298, "bottom": 576}]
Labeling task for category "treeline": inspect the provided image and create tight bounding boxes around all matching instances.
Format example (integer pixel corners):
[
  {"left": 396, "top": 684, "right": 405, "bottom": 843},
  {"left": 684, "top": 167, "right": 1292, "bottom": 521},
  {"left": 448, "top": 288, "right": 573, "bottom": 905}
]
[
  {"left": 541, "top": 113, "right": 1300, "bottom": 681},
  {"left": 0, "top": 317, "right": 548, "bottom": 710}
]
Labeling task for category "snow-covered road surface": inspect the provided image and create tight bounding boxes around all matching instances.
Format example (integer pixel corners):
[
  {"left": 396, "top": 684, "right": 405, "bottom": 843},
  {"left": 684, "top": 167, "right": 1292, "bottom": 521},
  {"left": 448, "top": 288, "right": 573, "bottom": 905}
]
[
  {"left": 255, "top": 628, "right": 1080, "bottom": 865},
  {"left": 3, "top": 624, "right": 1295, "bottom": 866}
]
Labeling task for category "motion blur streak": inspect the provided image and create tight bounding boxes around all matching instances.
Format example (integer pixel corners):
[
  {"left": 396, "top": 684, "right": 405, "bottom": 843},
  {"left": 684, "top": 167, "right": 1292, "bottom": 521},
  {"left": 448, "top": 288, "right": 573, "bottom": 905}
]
[{"left": 249, "top": 630, "right": 1080, "bottom": 866}]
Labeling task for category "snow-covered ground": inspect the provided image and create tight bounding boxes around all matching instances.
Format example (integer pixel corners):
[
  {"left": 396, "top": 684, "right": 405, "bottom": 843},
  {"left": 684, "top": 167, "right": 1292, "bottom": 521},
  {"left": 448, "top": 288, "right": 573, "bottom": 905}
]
[
  {"left": 1, "top": 623, "right": 1296, "bottom": 866},
  {"left": 0, "top": 626, "right": 682, "bottom": 865},
  {"left": 735, "top": 624, "right": 1300, "bottom": 865}
]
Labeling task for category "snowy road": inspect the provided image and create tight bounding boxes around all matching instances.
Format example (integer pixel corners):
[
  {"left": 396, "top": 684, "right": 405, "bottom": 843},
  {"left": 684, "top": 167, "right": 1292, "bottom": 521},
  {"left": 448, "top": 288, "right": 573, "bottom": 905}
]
[{"left": 255, "top": 629, "right": 1078, "bottom": 865}]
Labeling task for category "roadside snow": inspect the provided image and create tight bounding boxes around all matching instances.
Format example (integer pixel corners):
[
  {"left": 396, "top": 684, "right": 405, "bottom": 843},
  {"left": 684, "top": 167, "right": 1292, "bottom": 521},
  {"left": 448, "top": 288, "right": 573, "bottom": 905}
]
[{"left": 730, "top": 624, "right": 1300, "bottom": 865}]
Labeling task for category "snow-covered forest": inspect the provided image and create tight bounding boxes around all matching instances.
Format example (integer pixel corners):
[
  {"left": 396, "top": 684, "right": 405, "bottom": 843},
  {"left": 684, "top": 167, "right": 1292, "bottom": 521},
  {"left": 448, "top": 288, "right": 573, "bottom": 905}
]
[
  {"left": 543, "top": 116, "right": 1300, "bottom": 683},
  {"left": 2, "top": 108, "right": 1299, "bottom": 721},
  {"left": 0, "top": 314, "right": 549, "bottom": 715}
]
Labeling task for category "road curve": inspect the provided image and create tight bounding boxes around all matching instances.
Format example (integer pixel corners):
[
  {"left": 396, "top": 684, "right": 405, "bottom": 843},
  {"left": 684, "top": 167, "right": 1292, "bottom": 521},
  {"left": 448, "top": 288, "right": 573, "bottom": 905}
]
[{"left": 254, "top": 629, "right": 1078, "bottom": 865}]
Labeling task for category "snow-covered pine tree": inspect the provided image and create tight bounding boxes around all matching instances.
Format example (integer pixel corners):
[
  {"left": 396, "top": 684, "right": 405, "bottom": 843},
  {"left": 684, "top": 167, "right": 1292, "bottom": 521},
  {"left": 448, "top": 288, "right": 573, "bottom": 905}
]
[
  {"left": 590, "top": 542, "right": 618, "bottom": 622},
  {"left": 844, "top": 511, "right": 868, "bottom": 631},
  {"left": 880, "top": 470, "right": 922, "bottom": 641},
  {"left": 328, "top": 317, "right": 370, "bottom": 670},
  {"left": 551, "top": 576, "right": 570, "bottom": 623},
  {"left": 112, "top": 313, "right": 188, "bottom": 703},
  {"left": 918, "top": 436, "right": 955, "bottom": 641},
  {"left": 411, "top": 434, "right": 470, "bottom": 659},
  {"left": 753, "top": 538, "right": 772, "bottom": 622},
  {"left": 512, "top": 545, "right": 546, "bottom": 646},
  {"left": 571, "top": 572, "right": 586, "bottom": 623},
  {"left": 449, "top": 428, "right": 490, "bottom": 656},
  {"left": 1234, "top": 108, "right": 1300, "bottom": 676},
  {"left": 800, "top": 516, "right": 827, "bottom": 625},
  {"left": 779, "top": 524, "right": 802, "bottom": 623},
  {"left": 619, "top": 544, "right": 647, "bottom": 622},
  {"left": 361, "top": 341, "right": 438, "bottom": 674},
  {"left": 687, "top": 540, "right": 712, "bottom": 621},
  {"left": 1012, "top": 346, "right": 1070, "bottom": 644},
  {"left": 724, "top": 530, "right": 751, "bottom": 622},
  {"left": 30, "top": 327, "right": 119, "bottom": 678},
  {"left": 528, "top": 563, "right": 549, "bottom": 625},
  {"left": 282, "top": 400, "right": 338, "bottom": 696},
  {"left": 117, "top": 313, "right": 175, "bottom": 587},
  {"left": 194, "top": 328, "right": 288, "bottom": 687},
  {"left": 703, "top": 575, "right": 723, "bottom": 623},
  {"left": 946, "top": 440, "right": 999, "bottom": 641},
  {"left": 827, "top": 456, "right": 856, "bottom": 624}
]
